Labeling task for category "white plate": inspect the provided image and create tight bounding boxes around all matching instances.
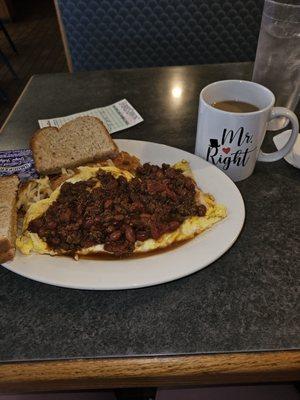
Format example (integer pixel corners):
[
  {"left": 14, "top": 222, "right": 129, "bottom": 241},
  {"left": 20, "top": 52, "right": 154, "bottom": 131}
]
[{"left": 3, "top": 140, "right": 245, "bottom": 290}]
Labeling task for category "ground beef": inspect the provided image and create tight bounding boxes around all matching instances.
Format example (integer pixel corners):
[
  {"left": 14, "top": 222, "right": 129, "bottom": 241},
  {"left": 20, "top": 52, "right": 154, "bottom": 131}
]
[{"left": 28, "top": 163, "right": 206, "bottom": 256}]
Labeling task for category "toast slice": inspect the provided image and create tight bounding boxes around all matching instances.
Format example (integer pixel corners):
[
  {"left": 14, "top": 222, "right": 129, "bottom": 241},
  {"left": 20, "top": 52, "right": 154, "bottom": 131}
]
[
  {"left": 31, "top": 116, "right": 118, "bottom": 174},
  {"left": 0, "top": 175, "right": 19, "bottom": 263}
]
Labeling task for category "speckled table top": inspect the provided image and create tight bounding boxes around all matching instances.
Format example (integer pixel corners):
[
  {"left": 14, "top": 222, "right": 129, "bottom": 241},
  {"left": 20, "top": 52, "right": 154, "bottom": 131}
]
[{"left": 0, "top": 62, "right": 299, "bottom": 363}]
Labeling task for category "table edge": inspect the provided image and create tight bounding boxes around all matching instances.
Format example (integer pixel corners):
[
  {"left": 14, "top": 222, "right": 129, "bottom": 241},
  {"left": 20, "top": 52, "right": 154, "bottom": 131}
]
[{"left": 0, "top": 350, "right": 299, "bottom": 393}]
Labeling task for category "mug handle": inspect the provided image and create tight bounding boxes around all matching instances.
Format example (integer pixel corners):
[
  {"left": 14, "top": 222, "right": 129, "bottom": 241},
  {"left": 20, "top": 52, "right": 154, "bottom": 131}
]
[{"left": 258, "top": 107, "right": 299, "bottom": 162}]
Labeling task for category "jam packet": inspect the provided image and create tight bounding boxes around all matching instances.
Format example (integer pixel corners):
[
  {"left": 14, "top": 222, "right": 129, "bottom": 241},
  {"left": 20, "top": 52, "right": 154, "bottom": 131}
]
[{"left": 0, "top": 149, "right": 38, "bottom": 181}]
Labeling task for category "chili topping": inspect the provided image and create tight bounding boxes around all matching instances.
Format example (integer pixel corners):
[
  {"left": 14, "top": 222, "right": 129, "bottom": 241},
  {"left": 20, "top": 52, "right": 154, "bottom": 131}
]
[{"left": 28, "top": 163, "right": 206, "bottom": 256}]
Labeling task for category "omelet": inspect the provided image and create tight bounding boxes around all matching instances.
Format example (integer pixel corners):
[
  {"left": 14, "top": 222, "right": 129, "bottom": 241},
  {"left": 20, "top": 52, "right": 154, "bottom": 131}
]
[{"left": 17, "top": 162, "right": 227, "bottom": 258}]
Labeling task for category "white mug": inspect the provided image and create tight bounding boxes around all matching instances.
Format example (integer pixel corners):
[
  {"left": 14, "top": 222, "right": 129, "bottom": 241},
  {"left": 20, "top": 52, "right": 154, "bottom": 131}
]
[{"left": 195, "top": 80, "right": 299, "bottom": 181}]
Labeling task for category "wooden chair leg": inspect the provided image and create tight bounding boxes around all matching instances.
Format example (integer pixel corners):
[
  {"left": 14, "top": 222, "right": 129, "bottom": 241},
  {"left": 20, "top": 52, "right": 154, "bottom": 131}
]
[
  {"left": 0, "top": 19, "right": 18, "bottom": 54},
  {"left": 0, "top": 48, "right": 18, "bottom": 78}
]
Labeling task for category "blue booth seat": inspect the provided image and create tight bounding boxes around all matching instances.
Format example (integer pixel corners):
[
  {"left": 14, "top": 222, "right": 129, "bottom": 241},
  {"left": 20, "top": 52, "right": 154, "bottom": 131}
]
[{"left": 55, "top": 0, "right": 263, "bottom": 72}]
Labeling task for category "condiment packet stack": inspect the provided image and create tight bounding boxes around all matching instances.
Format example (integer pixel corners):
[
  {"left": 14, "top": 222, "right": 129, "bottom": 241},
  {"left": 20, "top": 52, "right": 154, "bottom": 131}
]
[{"left": 0, "top": 149, "right": 37, "bottom": 181}]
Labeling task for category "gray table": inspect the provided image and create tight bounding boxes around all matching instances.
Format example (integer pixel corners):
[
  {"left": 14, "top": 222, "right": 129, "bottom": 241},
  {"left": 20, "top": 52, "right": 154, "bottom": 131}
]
[{"left": 0, "top": 62, "right": 299, "bottom": 393}]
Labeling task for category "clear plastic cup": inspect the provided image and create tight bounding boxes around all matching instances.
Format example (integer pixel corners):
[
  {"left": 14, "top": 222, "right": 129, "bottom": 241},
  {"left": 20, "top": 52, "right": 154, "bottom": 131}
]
[{"left": 252, "top": 0, "right": 300, "bottom": 130}]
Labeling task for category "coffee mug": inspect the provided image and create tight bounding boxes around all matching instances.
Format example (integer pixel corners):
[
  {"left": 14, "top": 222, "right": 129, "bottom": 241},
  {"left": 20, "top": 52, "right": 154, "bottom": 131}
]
[{"left": 195, "top": 80, "right": 299, "bottom": 181}]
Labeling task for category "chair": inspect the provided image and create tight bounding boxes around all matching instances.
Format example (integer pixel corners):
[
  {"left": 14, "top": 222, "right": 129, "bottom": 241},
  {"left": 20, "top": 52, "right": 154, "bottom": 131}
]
[
  {"left": 0, "top": 86, "right": 8, "bottom": 102},
  {"left": 0, "top": 47, "right": 18, "bottom": 78},
  {"left": 0, "top": 18, "right": 18, "bottom": 79},
  {"left": 55, "top": 0, "right": 264, "bottom": 72},
  {"left": 0, "top": 19, "right": 18, "bottom": 54}
]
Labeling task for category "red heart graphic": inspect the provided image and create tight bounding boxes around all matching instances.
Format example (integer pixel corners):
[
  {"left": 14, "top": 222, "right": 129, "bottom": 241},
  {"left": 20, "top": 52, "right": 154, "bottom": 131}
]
[{"left": 222, "top": 147, "right": 231, "bottom": 154}]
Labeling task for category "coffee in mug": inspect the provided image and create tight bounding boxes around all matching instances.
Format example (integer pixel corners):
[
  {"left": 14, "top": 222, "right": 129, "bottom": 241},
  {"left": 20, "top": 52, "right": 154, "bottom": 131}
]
[
  {"left": 212, "top": 100, "right": 259, "bottom": 113},
  {"left": 195, "top": 80, "right": 299, "bottom": 182}
]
